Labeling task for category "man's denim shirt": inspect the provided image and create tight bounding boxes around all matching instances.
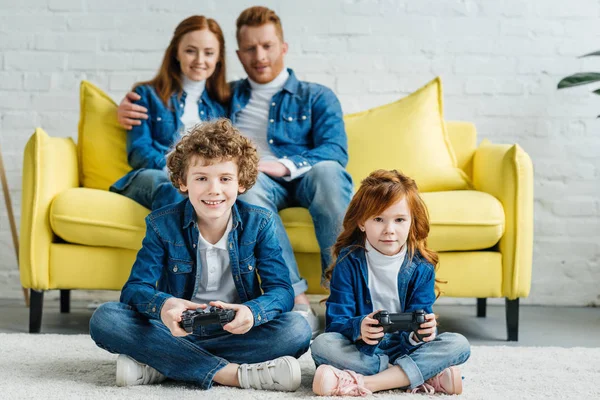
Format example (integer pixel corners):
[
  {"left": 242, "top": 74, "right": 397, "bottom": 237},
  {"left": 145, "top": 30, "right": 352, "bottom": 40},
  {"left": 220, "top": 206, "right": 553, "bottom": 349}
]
[
  {"left": 325, "top": 246, "right": 436, "bottom": 355},
  {"left": 229, "top": 68, "right": 348, "bottom": 169},
  {"left": 120, "top": 199, "right": 295, "bottom": 327},
  {"left": 126, "top": 84, "right": 227, "bottom": 171}
]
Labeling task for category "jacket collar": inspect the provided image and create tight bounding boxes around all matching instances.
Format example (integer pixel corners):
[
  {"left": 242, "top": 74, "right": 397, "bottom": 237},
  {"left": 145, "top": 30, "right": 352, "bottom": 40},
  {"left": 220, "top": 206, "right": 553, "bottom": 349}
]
[{"left": 183, "top": 199, "right": 242, "bottom": 231}]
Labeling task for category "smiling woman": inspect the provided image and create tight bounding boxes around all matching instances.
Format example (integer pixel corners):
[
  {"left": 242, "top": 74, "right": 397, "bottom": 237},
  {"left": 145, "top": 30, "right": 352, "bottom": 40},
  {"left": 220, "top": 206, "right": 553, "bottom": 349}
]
[{"left": 108, "top": 15, "right": 231, "bottom": 212}]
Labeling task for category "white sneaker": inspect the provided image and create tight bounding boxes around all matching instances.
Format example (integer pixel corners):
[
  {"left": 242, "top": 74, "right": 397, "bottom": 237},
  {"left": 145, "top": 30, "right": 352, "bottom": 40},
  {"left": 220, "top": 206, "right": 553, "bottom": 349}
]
[
  {"left": 237, "top": 356, "right": 301, "bottom": 392},
  {"left": 116, "top": 354, "right": 167, "bottom": 386},
  {"left": 293, "top": 304, "right": 320, "bottom": 339}
]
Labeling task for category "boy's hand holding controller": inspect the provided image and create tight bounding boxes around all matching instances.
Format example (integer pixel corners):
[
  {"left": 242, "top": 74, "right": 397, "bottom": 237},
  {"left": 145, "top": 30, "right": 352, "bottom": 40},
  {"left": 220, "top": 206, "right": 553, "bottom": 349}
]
[
  {"left": 210, "top": 300, "right": 255, "bottom": 335},
  {"left": 358, "top": 310, "right": 385, "bottom": 345},
  {"left": 416, "top": 313, "right": 437, "bottom": 343},
  {"left": 160, "top": 297, "right": 207, "bottom": 337}
]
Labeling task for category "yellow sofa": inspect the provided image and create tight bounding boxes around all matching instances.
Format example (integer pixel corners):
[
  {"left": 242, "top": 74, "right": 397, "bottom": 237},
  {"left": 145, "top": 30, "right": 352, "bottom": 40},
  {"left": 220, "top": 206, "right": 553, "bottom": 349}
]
[{"left": 20, "top": 82, "right": 533, "bottom": 339}]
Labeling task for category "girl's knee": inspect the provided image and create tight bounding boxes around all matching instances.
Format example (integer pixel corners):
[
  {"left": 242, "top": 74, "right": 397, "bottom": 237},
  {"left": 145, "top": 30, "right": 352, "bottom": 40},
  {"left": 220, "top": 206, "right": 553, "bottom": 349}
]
[
  {"left": 440, "top": 332, "right": 471, "bottom": 360},
  {"left": 310, "top": 332, "right": 344, "bottom": 359}
]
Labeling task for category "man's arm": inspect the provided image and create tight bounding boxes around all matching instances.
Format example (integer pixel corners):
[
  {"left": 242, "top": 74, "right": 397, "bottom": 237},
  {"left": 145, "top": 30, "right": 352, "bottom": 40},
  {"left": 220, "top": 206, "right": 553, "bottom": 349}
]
[
  {"left": 118, "top": 91, "right": 149, "bottom": 130},
  {"left": 286, "top": 86, "right": 349, "bottom": 170}
]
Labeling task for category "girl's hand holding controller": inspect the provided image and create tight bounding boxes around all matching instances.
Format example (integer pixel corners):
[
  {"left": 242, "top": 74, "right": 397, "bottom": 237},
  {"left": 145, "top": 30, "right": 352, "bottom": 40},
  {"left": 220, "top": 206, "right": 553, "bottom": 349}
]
[
  {"left": 416, "top": 313, "right": 437, "bottom": 342},
  {"left": 359, "top": 310, "right": 384, "bottom": 345}
]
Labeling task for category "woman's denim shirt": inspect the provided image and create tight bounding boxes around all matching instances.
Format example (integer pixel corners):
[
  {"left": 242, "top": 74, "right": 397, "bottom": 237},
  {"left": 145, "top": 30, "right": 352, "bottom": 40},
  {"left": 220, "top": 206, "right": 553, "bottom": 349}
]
[
  {"left": 126, "top": 84, "right": 227, "bottom": 171},
  {"left": 326, "top": 246, "right": 436, "bottom": 354},
  {"left": 229, "top": 68, "right": 348, "bottom": 169},
  {"left": 120, "top": 199, "right": 294, "bottom": 327}
]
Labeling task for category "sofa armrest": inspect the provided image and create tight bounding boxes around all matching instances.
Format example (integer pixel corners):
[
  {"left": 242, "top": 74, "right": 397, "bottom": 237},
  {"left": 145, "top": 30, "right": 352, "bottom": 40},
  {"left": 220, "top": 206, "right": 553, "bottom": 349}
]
[
  {"left": 473, "top": 139, "right": 533, "bottom": 299},
  {"left": 20, "top": 128, "right": 79, "bottom": 289}
]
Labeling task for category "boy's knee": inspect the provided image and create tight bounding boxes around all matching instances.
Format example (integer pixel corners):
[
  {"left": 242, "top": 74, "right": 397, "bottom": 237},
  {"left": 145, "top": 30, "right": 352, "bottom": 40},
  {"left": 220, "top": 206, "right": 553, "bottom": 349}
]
[{"left": 279, "top": 312, "right": 312, "bottom": 349}]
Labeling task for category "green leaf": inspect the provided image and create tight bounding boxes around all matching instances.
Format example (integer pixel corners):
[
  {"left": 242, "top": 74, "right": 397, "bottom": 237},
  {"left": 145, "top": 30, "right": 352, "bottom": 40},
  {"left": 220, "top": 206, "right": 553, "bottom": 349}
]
[
  {"left": 581, "top": 50, "right": 600, "bottom": 57},
  {"left": 557, "top": 72, "right": 600, "bottom": 89}
]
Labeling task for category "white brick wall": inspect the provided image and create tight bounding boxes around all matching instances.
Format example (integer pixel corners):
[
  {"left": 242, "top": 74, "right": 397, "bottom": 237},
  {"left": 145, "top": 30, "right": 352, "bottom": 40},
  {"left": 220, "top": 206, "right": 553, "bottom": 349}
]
[{"left": 1, "top": 0, "right": 599, "bottom": 306}]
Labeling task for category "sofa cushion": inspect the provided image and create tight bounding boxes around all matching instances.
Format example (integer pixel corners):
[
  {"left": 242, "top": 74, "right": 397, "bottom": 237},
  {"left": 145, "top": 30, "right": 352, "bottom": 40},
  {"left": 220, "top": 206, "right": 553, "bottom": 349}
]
[
  {"left": 280, "top": 190, "right": 504, "bottom": 253},
  {"left": 344, "top": 77, "right": 471, "bottom": 192},
  {"left": 50, "top": 188, "right": 149, "bottom": 250},
  {"left": 78, "top": 81, "right": 131, "bottom": 190}
]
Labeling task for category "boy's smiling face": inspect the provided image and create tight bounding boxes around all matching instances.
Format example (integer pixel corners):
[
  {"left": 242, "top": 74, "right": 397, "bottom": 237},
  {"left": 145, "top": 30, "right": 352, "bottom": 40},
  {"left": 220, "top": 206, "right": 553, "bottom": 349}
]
[{"left": 179, "top": 156, "right": 246, "bottom": 227}]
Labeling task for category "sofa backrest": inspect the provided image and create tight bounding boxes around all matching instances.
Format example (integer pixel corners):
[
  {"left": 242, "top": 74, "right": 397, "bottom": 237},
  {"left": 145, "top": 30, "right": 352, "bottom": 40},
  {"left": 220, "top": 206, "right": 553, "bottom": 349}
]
[{"left": 445, "top": 121, "right": 477, "bottom": 180}]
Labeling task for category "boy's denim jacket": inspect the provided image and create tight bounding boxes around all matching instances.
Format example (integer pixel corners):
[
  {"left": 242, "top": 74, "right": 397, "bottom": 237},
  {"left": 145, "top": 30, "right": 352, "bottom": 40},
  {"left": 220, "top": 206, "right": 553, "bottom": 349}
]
[
  {"left": 325, "top": 245, "right": 436, "bottom": 355},
  {"left": 120, "top": 198, "right": 295, "bottom": 327},
  {"left": 229, "top": 68, "right": 349, "bottom": 170}
]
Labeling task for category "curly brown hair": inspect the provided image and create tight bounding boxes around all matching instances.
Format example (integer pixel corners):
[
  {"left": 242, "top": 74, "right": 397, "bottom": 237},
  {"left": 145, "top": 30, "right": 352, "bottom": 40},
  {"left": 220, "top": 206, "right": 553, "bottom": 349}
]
[{"left": 166, "top": 119, "right": 258, "bottom": 193}]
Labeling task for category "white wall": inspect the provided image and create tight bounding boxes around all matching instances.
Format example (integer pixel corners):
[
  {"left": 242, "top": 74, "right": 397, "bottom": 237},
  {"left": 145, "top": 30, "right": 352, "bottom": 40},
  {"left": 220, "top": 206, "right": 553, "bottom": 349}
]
[{"left": 1, "top": 0, "right": 599, "bottom": 305}]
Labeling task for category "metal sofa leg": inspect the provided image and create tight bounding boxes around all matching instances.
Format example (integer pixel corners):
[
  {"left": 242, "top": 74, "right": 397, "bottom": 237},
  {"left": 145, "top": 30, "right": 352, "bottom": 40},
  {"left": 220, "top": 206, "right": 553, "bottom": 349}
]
[
  {"left": 60, "top": 290, "right": 71, "bottom": 313},
  {"left": 477, "top": 298, "right": 487, "bottom": 317},
  {"left": 29, "top": 290, "right": 44, "bottom": 333},
  {"left": 506, "top": 298, "right": 519, "bottom": 341}
]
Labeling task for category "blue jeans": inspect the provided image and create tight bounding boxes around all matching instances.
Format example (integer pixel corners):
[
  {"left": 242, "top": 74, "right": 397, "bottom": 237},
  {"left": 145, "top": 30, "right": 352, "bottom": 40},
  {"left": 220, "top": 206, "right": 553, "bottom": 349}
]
[
  {"left": 310, "top": 332, "right": 471, "bottom": 389},
  {"left": 239, "top": 161, "right": 353, "bottom": 295},
  {"left": 89, "top": 302, "right": 312, "bottom": 389},
  {"left": 110, "top": 169, "right": 184, "bottom": 210}
]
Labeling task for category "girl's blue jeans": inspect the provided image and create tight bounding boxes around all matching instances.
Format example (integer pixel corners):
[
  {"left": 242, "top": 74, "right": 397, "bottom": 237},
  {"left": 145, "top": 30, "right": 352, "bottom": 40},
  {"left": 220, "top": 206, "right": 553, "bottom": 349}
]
[{"left": 310, "top": 331, "right": 471, "bottom": 389}]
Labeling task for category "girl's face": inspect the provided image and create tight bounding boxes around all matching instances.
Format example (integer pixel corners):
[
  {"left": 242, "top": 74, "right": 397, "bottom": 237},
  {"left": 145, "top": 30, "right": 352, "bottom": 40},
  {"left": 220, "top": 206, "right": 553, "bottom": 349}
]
[
  {"left": 360, "top": 197, "right": 412, "bottom": 256},
  {"left": 177, "top": 29, "right": 220, "bottom": 82}
]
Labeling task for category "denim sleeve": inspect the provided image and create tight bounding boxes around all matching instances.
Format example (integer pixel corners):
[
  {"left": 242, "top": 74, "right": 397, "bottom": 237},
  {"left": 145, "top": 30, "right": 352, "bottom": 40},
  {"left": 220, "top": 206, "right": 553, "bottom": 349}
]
[
  {"left": 242, "top": 214, "right": 295, "bottom": 326},
  {"left": 127, "top": 86, "right": 167, "bottom": 170},
  {"left": 119, "top": 217, "right": 172, "bottom": 320},
  {"left": 405, "top": 264, "right": 436, "bottom": 315},
  {"left": 287, "top": 87, "right": 349, "bottom": 169},
  {"left": 325, "top": 258, "right": 364, "bottom": 342}
]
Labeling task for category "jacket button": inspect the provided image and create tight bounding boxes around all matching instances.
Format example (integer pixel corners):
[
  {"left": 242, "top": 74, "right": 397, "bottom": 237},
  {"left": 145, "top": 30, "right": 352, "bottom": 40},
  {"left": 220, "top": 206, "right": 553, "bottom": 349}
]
[
  {"left": 258, "top": 315, "right": 262, "bottom": 321},
  {"left": 269, "top": 139, "right": 273, "bottom": 144},
  {"left": 193, "top": 244, "right": 196, "bottom": 248},
  {"left": 157, "top": 117, "right": 162, "bottom": 121},
  {"left": 271, "top": 102, "right": 276, "bottom": 106},
  {"left": 287, "top": 117, "right": 293, "bottom": 121},
  {"left": 229, "top": 243, "right": 233, "bottom": 249},
  {"left": 173, "top": 266, "right": 178, "bottom": 272},
  {"left": 152, "top": 307, "right": 156, "bottom": 312},
  {"left": 269, "top": 119, "right": 274, "bottom": 123},
  {"left": 200, "top": 111, "right": 204, "bottom": 115},
  {"left": 248, "top": 265, "right": 253, "bottom": 270},
  {"left": 302, "top": 115, "right": 307, "bottom": 120}
]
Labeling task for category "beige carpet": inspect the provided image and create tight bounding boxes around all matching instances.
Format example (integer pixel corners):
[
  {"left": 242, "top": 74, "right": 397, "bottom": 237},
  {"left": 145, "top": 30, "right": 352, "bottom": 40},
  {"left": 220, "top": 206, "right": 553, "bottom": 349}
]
[{"left": 1, "top": 333, "right": 598, "bottom": 399}]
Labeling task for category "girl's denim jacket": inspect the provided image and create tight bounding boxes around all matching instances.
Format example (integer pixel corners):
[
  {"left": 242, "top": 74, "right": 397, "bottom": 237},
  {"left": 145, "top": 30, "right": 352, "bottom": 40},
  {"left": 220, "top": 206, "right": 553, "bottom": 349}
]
[
  {"left": 112, "top": 84, "right": 227, "bottom": 191},
  {"left": 326, "top": 246, "right": 437, "bottom": 355},
  {"left": 120, "top": 199, "right": 295, "bottom": 327}
]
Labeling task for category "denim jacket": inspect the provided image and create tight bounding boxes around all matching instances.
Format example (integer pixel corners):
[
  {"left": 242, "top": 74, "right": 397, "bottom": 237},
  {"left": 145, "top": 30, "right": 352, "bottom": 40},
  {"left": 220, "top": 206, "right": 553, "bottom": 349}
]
[
  {"left": 325, "top": 246, "right": 436, "bottom": 355},
  {"left": 229, "top": 68, "right": 348, "bottom": 169},
  {"left": 126, "top": 84, "right": 227, "bottom": 171},
  {"left": 120, "top": 199, "right": 295, "bottom": 327}
]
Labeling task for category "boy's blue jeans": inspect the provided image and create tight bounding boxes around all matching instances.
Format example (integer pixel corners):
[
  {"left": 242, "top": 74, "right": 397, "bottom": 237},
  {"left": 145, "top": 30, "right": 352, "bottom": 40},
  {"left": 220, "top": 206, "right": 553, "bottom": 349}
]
[
  {"left": 239, "top": 161, "right": 353, "bottom": 295},
  {"left": 310, "top": 332, "right": 471, "bottom": 389},
  {"left": 90, "top": 302, "right": 312, "bottom": 389}
]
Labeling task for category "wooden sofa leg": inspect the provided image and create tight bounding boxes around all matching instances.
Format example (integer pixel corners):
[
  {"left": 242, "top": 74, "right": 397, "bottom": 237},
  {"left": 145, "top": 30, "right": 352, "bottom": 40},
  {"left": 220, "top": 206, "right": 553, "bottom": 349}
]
[
  {"left": 30, "top": 290, "right": 44, "bottom": 333},
  {"left": 506, "top": 298, "right": 519, "bottom": 341},
  {"left": 60, "top": 290, "right": 71, "bottom": 313},
  {"left": 477, "top": 298, "right": 487, "bottom": 317}
]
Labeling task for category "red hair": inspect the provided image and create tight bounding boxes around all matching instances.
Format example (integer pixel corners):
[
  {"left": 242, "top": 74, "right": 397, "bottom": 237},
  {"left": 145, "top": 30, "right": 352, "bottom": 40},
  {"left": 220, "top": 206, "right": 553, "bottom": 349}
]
[
  {"left": 324, "top": 169, "right": 444, "bottom": 297},
  {"left": 134, "top": 15, "right": 230, "bottom": 107}
]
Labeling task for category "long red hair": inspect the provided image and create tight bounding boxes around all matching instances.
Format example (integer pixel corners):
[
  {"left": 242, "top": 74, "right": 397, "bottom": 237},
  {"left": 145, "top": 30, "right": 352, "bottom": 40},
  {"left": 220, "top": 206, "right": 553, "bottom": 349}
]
[
  {"left": 134, "top": 15, "right": 230, "bottom": 107},
  {"left": 324, "top": 169, "right": 444, "bottom": 297}
]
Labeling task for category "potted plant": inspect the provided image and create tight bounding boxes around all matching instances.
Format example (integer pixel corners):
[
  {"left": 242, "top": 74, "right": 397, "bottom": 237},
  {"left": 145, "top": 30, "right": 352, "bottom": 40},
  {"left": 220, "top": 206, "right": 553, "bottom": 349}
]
[{"left": 557, "top": 50, "right": 600, "bottom": 116}]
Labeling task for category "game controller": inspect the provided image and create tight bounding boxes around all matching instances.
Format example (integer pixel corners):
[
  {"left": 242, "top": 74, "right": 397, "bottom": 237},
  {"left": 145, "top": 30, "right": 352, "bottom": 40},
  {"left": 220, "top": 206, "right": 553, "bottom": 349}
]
[
  {"left": 372, "top": 309, "right": 431, "bottom": 342},
  {"left": 179, "top": 306, "right": 236, "bottom": 333}
]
